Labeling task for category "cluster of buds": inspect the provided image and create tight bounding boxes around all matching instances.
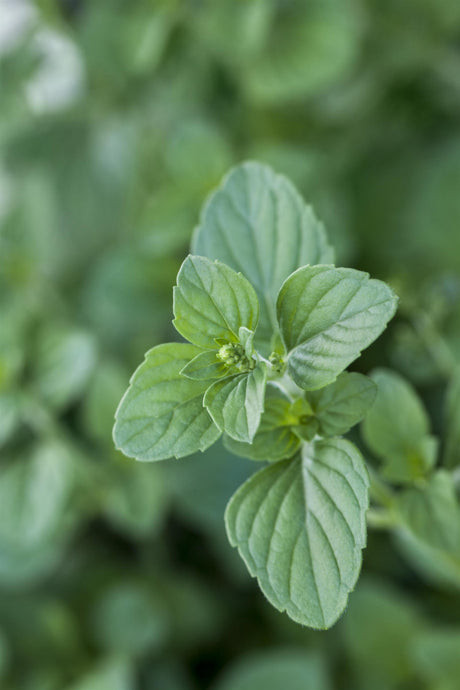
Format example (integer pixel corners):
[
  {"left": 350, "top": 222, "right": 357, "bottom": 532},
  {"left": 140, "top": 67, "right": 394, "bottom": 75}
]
[
  {"left": 217, "top": 342, "right": 255, "bottom": 373},
  {"left": 268, "top": 352, "right": 285, "bottom": 374}
]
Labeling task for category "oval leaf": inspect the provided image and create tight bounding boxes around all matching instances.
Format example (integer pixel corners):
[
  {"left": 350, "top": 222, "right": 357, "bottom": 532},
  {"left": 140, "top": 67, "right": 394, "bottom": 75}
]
[
  {"left": 277, "top": 265, "right": 398, "bottom": 390},
  {"left": 192, "top": 162, "right": 334, "bottom": 351},
  {"left": 173, "top": 255, "right": 259, "bottom": 350},
  {"left": 204, "top": 364, "right": 267, "bottom": 443},
  {"left": 113, "top": 343, "right": 221, "bottom": 461},
  {"left": 225, "top": 438, "right": 369, "bottom": 629},
  {"left": 305, "top": 372, "right": 377, "bottom": 437},
  {"left": 362, "top": 368, "right": 437, "bottom": 483}
]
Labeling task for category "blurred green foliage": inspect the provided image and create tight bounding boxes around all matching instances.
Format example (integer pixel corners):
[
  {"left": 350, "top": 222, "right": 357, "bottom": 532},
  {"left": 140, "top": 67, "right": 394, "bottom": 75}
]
[{"left": 1, "top": 0, "right": 460, "bottom": 688}]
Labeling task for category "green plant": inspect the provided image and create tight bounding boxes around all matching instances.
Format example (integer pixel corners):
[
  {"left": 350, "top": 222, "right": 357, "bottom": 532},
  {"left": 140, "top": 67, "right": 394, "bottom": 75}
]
[{"left": 113, "top": 161, "right": 398, "bottom": 629}]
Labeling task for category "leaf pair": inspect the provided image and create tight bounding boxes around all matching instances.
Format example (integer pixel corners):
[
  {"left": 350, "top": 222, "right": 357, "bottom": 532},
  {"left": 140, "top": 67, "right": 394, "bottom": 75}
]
[
  {"left": 114, "top": 255, "right": 267, "bottom": 458},
  {"left": 225, "top": 372, "right": 377, "bottom": 462}
]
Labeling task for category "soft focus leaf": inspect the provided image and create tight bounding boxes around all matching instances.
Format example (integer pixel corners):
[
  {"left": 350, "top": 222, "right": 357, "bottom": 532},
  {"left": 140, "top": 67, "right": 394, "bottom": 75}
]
[
  {"left": 343, "top": 579, "right": 423, "bottom": 686},
  {"left": 397, "top": 471, "right": 460, "bottom": 552},
  {"left": 362, "top": 368, "right": 438, "bottom": 483},
  {"left": 213, "top": 649, "right": 331, "bottom": 690},
  {"left": 32, "top": 325, "right": 97, "bottom": 410},
  {"left": 65, "top": 658, "right": 134, "bottom": 690}
]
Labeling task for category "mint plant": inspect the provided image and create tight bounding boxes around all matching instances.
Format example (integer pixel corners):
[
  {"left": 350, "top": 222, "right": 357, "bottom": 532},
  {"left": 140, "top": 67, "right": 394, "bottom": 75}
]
[{"left": 113, "top": 162, "right": 398, "bottom": 629}]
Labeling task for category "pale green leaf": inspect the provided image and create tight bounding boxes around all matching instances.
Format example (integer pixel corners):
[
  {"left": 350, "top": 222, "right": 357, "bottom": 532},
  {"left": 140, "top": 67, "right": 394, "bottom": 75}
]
[
  {"left": 113, "top": 343, "right": 220, "bottom": 461},
  {"left": 305, "top": 372, "right": 377, "bottom": 437},
  {"left": 204, "top": 364, "right": 267, "bottom": 443},
  {"left": 225, "top": 438, "right": 369, "bottom": 629},
  {"left": 343, "top": 579, "right": 422, "bottom": 687},
  {"left": 180, "top": 350, "right": 228, "bottom": 380},
  {"left": 32, "top": 325, "right": 97, "bottom": 410},
  {"left": 224, "top": 384, "right": 301, "bottom": 462},
  {"left": 277, "top": 265, "right": 397, "bottom": 390},
  {"left": 242, "top": 3, "right": 361, "bottom": 105},
  {"left": 91, "top": 582, "right": 169, "bottom": 656},
  {"left": 103, "top": 459, "right": 168, "bottom": 538},
  {"left": 173, "top": 255, "right": 259, "bottom": 350},
  {"left": 65, "top": 658, "right": 134, "bottom": 690},
  {"left": 192, "top": 162, "right": 333, "bottom": 352},
  {"left": 397, "top": 471, "right": 460, "bottom": 552},
  {"left": 411, "top": 629, "right": 460, "bottom": 690},
  {"left": 362, "top": 369, "right": 437, "bottom": 483},
  {"left": 0, "top": 441, "right": 75, "bottom": 550}
]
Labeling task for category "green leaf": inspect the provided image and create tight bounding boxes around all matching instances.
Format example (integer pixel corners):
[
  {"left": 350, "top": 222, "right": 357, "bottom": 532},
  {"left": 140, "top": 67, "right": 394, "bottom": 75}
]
[
  {"left": 411, "top": 629, "right": 460, "bottom": 690},
  {"left": 343, "top": 579, "right": 422, "bottom": 687},
  {"left": 113, "top": 343, "right": 221, "bottom": 461},
  {"left": 277, "top": 265, "right": 398, "bottom": 390},
  {"left": 397, "top": 471, "right": 460, "bottom": 552},
  {"left": 362, "top": 369, "right": 437, "bottom": 483},
  {"left": 213, "top": 649, "right": 331, "bottom": 690},
  {"left": 66, "top": 658, "right": 134, "bottom": 690},
  {"left": 242, "top": 3, "right": 361, "bottom": 105},
  {"left": 192, "top": 162, "right": 334, "bottom": 352},
  {"left": 225, "top": 438, "right": 369, "bottom": 629},
  {"left": 224, "top": 384, "right": 301, "bottom": 462},
  {"left": 444, "top": 368, "right": 460, "bottom": 468},
  {"left": 103, "top": 459, "right": 168, "bottom": 539},
  {"left": 204, "top": 364, "right": 267, "bottom": 443},
  {"left": 91, "top": 582, "right": 169, "bottom": 656},
  {"left": 305, "top": 372, "right": 377, "bottom": 437},
  {"left": 0, "top": 440, "right": 76, "bottom": 550},
  {"left": 173, "top": 255, "right": 259, "bottom": 350},
  {"left": 32, "top": 325, "right": 97, "bottom": 410},
  {"left": 180, "top": 350, "right": 229, "bottom": 380}
]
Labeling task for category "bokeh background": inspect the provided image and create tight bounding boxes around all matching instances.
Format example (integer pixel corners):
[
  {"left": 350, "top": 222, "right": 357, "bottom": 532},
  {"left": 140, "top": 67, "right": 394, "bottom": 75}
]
[{"left": 2, "top": 0, "right": 460, "bottom": 688}]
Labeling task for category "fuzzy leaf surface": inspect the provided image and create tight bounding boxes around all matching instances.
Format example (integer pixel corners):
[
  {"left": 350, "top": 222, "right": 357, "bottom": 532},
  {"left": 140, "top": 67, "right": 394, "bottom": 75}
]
[
  {"left": 113, "top": 343, "right": 220, "bottom": 461},
  {"left": 192, "top": 162, "right": 334, "bottom": 351},
  {"left": 173, "top": 255, "right": 259, "bottom": 350},
  {"left": 277, "top": 265, "right": 397, "bottom": 390},
  {"left": 225, "top": 438, "right": 369, "bottom": 629}
]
